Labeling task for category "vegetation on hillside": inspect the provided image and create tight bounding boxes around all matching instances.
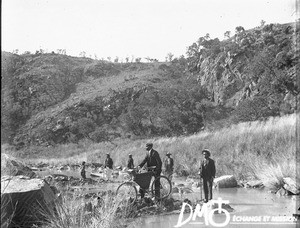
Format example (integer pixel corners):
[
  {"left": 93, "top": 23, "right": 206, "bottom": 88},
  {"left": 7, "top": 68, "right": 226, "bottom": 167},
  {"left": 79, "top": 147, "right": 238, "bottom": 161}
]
[
  {"left": 1, "top": 22, "right": 299, "bottom": 149},
  {"left": 185, "top": 22, "right": 298, "bottom": 121},
  {"left": 6, "top": 113, "right": 298, "bottom": 188}
]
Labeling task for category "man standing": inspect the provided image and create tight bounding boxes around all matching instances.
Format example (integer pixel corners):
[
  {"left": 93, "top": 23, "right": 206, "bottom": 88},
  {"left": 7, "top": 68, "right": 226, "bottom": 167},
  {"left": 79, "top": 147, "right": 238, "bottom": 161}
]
[
  {"left": 104, "top": 153, "right": 113, "bottom": 180},
  {"left": 138, "top": 143, "right": 162, "bottom": 199},
  {"left": 80, "top": 161, "right": 86, "bottom": 179},
  {"left": 127, "top": 154, "right": 134, "bottom": 169},
  {"left": 199, "top": 149, "right": 216, "bottom": 203},
  {"left": 104, "top": 153, "right": 113, "bottom": 169},
  {"left": 164, "top": 152, "right": 174, "bottom": 180}
]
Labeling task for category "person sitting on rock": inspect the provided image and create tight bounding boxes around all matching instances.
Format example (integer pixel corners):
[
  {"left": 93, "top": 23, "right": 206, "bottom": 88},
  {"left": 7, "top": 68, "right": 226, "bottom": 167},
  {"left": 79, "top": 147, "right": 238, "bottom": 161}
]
[
  {"left": 199, "top": 149, "right": 216, "bottom": 203},
  {"left": 80, "top": 161, "right": 86, "bottom": 179}
]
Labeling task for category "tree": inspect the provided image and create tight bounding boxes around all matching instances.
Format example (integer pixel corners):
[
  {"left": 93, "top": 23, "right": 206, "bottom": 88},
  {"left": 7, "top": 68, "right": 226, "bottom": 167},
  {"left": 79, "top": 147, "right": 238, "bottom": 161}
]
[
  {"left": 70, "top": 117, "right": 96, "bottom": 139},
  {"left": 135, "top": 57, "right": 141, "bottom": 63},
  {"left": 166, "top": 53, "right": 174, "bottom": 62},
  {"left": 224, "top": 31, "right": 231, "bottom": 39},
  {"left": 233, "top": 96, "right": 276, "bottom": 122},
  {"left": 205, "top": 33, "right": 210, "bottom": 40},
  {"left": 79, "top": 51, "right": 86, "bottom": 57},
  {"left": 57, "top": 49, "right": 66, "bottom": 55},
  {"left": 235, "top": 26, "right": 245, "bottom": 34}
]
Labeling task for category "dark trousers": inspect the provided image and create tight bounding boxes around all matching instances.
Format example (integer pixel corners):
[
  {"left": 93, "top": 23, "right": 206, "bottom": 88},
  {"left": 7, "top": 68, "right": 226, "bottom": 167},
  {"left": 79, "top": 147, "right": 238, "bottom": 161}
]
[
  {"left": 139, "top": 171, "right": 161, "bottom": 199},
  {"left": 81, "top": 170, "right": 86, "bottom": 179},
  {"left": 202, "top": 177, "right": 213, "bottom": 202}
]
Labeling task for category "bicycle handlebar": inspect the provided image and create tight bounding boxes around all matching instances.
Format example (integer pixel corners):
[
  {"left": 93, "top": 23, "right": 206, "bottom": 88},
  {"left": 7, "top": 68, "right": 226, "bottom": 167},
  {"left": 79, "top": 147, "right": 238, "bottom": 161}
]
[
  {"left": 145, "top": 166, "right": 156, "bottom": 171},
  {"left": 127, "top": 166, "right": 157, "bottom": 175}
]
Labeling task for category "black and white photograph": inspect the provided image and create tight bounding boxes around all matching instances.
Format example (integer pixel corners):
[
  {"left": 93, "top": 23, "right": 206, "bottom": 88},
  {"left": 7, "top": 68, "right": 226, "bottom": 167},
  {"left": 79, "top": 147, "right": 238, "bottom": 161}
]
[{"left": 1, "top": 0, "right": 299, "bottom": 227}]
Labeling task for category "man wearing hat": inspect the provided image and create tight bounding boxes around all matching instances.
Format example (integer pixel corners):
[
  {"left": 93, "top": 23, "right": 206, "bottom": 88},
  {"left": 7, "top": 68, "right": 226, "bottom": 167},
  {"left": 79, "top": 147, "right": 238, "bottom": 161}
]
[
  {"left": 138, "top": 143, "right": 162, "bottom": 198},
  {"left": 127, "top": 154, "right": 134, "bottom": 169},
  {"left": 104, "top": 153, "right": 113, "bottom": 180},
  {"left": 199, "top": 149, "right": 216, "bottom": 203},
  {"left": 164, "top": 152, "right": 174, "bottom": 180},
  {"left": 104, "top": 153, "right": 113, "bottom": 169}
]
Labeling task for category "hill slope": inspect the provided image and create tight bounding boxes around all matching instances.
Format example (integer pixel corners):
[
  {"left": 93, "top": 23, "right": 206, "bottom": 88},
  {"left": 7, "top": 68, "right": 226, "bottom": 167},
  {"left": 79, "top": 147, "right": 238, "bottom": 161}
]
[{"left": 1, "top": 22, "right": 298, "bottom": 149}]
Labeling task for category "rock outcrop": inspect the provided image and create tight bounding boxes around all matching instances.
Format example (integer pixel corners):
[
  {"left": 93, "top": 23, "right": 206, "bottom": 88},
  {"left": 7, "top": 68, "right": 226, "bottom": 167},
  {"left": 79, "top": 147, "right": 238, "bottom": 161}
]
[
  {"left": 1, "top": 176, "right": 56, "bottom": 228},
  {"left": 283, "top": 177, "right": 300, "bottom": 195},
  {"left": 1, "top": 153, "right": 36, "bottom": 178}
]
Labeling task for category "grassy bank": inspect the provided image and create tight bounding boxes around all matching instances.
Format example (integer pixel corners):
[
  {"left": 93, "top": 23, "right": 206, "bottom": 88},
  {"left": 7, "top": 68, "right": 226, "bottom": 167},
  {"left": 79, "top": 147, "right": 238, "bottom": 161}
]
[
  {"left": 42, "top": 193, "right": 127, "bottom": 228},
  {"left": 3, "top": 113, "right": 298, "bottom": 188}
]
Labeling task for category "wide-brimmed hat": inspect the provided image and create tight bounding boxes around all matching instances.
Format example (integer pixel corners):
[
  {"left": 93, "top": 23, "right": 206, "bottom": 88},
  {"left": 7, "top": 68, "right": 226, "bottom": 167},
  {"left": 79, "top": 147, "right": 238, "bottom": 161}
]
[
  {"left": 129, "top": 154, "right": 132, "bottom": 156},
  {"left": 166, "top": 152, "right": 171, "bottom": 156},
  {"left": 146, "top": 143, "right": 153, "bottom": 147},
  {"left": 202, "top": 149, "right": 211, "bottom": 156}
]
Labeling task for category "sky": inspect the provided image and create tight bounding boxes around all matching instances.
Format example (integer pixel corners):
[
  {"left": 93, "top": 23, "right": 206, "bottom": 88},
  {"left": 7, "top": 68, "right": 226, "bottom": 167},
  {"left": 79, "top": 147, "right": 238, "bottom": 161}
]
[{"left": 2, "top": 0, "right": 297, "bottom": 61}]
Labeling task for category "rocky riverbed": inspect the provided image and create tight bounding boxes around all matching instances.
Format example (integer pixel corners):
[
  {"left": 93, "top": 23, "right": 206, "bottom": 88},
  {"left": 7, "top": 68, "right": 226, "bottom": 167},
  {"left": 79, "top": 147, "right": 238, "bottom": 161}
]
[{"left": 1, "top": 153, "right": 299, "bottom": 227}]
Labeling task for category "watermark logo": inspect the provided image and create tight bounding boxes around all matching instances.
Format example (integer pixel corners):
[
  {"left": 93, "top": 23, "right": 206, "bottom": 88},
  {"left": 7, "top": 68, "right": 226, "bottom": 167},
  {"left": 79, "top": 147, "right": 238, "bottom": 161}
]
[
  {"left": 174, "top": 197, "right": 230, "bottom": 227},
  {"left": 174, "top": 197, "right": 298, "bottom": 227}
]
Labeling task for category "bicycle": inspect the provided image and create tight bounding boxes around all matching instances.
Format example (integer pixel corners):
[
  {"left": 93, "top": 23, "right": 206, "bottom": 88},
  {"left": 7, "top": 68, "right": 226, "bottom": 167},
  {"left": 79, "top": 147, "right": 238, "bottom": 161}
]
[{"left": 116, "top": 166, "right": 172, "bottom": 204}]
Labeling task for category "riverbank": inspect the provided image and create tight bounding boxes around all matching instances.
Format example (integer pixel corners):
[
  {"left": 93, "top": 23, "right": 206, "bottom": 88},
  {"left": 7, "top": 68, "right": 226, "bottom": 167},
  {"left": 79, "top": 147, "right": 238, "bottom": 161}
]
[
  {"left": 1, "top": 154, "right": 299, "bottom": 228},
  {"left": 3, "top": 113, "right": 298, "bottom": 192}
]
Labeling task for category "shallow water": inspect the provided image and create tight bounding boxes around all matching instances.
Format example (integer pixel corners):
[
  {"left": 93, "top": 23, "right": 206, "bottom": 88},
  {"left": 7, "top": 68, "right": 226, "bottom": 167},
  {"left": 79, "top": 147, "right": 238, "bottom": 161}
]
[
  {"left": 130, "top": 188, "right": 299, "bottom": 228},
  {"left": 36, "top": 169, "right": 299, "bottom": 227},
  {"left": 37, "top": 168, "right": 97, "bottom": 179}
]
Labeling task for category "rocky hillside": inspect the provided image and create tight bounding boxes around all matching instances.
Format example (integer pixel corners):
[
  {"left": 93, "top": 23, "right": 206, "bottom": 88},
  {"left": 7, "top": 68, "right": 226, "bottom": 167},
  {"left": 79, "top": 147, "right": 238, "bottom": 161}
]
[
  {"left": 1, "top": 22, "right": 299, "bottom": 149},
  {"left": 187, "top": 22, "right": 299, "bottom": 116}
]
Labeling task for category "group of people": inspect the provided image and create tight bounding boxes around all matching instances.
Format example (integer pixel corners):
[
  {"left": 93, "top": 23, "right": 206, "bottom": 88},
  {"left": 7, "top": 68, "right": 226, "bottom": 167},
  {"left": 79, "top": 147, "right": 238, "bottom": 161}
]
[{"left": 80, "top": 143, "right": 216, "bottom": 203}]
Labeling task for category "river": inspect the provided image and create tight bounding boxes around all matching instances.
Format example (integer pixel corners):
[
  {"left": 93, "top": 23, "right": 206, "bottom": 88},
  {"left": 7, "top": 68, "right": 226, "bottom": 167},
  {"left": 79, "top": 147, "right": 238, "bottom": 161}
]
[
  {"left": 36, "top": 169, "right": 299, "bottom": 228},
  {"left": 129, "top": 187, "right": 299, "bottom": 228}
]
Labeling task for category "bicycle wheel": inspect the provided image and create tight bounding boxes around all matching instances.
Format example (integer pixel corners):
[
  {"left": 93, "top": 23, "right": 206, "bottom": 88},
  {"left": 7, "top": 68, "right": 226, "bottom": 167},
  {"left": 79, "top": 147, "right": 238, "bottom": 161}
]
[
  {"left": 116, "top": 182, "right": 137, "bottom": 204},
  {"left": 151, "top": 175, "right": 172, "bottom": 200}
]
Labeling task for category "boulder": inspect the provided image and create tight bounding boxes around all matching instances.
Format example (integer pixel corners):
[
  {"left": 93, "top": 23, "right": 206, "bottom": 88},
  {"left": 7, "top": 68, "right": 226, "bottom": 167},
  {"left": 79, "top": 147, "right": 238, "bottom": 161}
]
[
  {"left": 186, "top": 177, "right": 196, "bottom": 183},
  {"left": 173, "top": 200, "right": 183, "bottom": 210},
  {"left": 192, "top": 181, "right": 200, "bottom": 188},
  {"left": 181, "top": 187, "right": 194, "bottom": 194},
  {"left": 163, "top": 198, "right": 175, "bottom": 211},
  {"left": 176, "top": 183, "right": 185, "bottom": 188},
  {"left": 276, "top": 187, "right": 289, "bottom": 196},
  {"left": 245, "top": 180, "right": 264, "bottom": 188},
  {"left": 283, "top": 177, "right": 300, "bottom": 195},
  {"left": 1, "top": 176, "right": 56, "bottom": 228},
  {"left": 1, "top": 153, "right": 36, "bottom": 178},
  {"left": 213, "top": 175, "right": 238, "bottom": 188},
  {"left": 172, "top": 186, "right": 180, "bottom": 193}
]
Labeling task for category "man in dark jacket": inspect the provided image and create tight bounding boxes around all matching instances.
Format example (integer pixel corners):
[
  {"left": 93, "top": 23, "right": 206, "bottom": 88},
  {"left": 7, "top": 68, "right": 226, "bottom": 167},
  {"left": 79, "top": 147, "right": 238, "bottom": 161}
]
[
  {"left": 138, "top": 143, "right": 162, "bottom": 198},
  {"left": 164, "top": 152, "right": 174, "bottom": 180},
  {"left": 104, "top": 153, "right": 113, "bottom": 169},
  {"left": 199, "top": 149, "right": 216, "bottom": 203},
  {"left": 127, "top": 154, "right": 134, "bottom": 169}
]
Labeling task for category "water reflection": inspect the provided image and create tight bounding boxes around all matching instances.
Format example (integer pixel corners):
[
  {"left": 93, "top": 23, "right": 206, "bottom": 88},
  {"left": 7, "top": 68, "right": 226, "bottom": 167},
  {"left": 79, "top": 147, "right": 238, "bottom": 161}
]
[{"left": 130, "top": 188, "right": 298, "bottom": 228}]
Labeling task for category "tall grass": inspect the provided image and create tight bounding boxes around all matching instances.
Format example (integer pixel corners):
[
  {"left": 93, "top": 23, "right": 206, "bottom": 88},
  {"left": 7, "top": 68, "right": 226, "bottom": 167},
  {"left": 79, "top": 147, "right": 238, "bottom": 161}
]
[
  {"left": 5, "top": 113, "right": 298, "bottom": 189},
  {"left": 42, "top": 192, "right": 127, "bottom": 228}
]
